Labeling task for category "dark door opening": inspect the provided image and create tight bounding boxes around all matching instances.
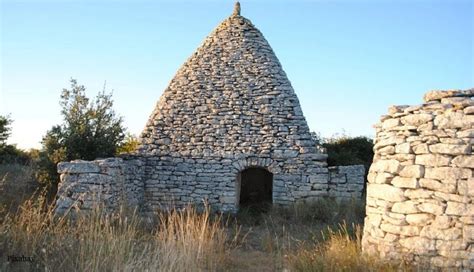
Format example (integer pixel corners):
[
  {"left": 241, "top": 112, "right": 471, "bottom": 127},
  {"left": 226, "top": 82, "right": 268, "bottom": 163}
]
[{"left": 238, "top": 168, "right": 273, "bottom": 210}]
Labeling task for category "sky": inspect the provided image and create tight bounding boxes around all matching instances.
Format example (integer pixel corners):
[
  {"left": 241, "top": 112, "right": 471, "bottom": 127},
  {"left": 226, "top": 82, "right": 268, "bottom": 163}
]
[{"left": 1, "top": 0, "right": 472, "bottom": 149}]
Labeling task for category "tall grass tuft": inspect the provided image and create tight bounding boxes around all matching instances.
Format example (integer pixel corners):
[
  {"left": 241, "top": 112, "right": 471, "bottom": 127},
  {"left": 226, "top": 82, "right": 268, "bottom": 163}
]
[
  {"left": 155, "top": 205, "right": 231, "bottom": 271},
  {"left": 289, "top": 223, "right": 407, "bottom": 272},
  {"left": 0, "top": 195, "right": 234, "bottom": 271},
  {"left": 0, "top": 163, "right": 38, "bottom": 217}
]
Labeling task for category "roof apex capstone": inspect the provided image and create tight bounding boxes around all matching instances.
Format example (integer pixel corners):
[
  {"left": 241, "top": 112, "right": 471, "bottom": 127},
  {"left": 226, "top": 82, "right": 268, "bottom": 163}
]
[{"left": 233, "top": 1, "right": 241, "bottom": 16}]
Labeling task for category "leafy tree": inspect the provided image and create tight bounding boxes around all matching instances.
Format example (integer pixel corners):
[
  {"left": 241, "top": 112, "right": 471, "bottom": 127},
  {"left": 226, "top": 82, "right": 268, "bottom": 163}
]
[
  {"left": 36, "top": 79, "right": 126, "bottom": 197},
  {"left": 0, "top": 115, "right": 12, "bottom": 148}
]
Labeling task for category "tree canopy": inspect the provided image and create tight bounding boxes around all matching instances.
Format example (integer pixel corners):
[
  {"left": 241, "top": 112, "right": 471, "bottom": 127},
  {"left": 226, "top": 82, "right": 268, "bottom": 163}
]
[
  {"left": 322, "top": 135, "right": 374, "bottom": 169},
  {"left": 36, "top": 79, "right": 126, "bottom": 196},
  {"left": 0, "top": 115, "right": 12, "bottom": 148}
]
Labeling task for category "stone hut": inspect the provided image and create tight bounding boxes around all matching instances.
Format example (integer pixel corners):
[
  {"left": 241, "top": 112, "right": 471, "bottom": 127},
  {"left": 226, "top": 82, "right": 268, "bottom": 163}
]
[
  {"left": 136, "top": 2, "right": 330, "bottom": 212},
  {"left": 362, "top": 89, "right": 473, "bottom": 270},
  {"left": 55, "top": 3, "right": 365, "bottom": 215}
]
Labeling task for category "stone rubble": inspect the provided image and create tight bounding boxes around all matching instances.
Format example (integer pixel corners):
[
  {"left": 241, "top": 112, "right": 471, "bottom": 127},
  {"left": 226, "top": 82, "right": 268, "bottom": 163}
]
[{"left": 362, "top": 89, "right": 474, "bottom": 270}]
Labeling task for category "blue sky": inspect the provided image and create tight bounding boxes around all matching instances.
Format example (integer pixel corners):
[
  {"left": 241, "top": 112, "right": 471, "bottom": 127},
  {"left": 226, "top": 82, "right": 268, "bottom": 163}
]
[{"left": 1, "top": 0, "right": 472, "bottom": 149}]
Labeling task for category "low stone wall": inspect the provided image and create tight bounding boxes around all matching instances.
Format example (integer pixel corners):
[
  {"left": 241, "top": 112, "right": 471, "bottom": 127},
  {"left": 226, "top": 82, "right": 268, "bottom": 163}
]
[
  {"left": 55, "top": 157, "right": 144, "bottom": 215},
  {"left": 55, "top": 157, "right": 365, "bottom": 215},
  {"left": 362, "top": 89, "right": 473, "bottom": 269},
  {"left": 141, "top": 154, "right": 331, "bottom": 213},
  {"left": 328, "top": 165, "right": 365, "bottom": 200}
]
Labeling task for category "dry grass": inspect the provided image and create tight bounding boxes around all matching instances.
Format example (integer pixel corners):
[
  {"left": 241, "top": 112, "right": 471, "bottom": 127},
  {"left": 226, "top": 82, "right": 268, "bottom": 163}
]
[
  {"left": 0, "top": 163, "right": 38, "bottom": 216},
  {"left": 0, "top": 164, "right": 410, "bottom": 271},
  {"left": 226, "top": 199, "right": 413, "bottom": 272},
  {"left": 0, "top": 195, "right": 235, "bottom": 271},
  {"left": 288, "top": 223, "right": 409, "bottom": 272}
]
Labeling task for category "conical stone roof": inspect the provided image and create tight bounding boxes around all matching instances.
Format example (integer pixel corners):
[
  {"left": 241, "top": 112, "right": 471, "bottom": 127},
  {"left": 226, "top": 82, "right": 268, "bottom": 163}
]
[{"left": 139, "top": 3, "right": 319, "bottom": 158}]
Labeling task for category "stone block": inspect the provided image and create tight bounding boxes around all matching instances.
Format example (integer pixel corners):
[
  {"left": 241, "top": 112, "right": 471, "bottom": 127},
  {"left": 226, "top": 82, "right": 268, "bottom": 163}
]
[
  {"left": 457, "top": 129, "right": 474, "bottom": 138},
  {"left": 441, "top": 97, "right": 474, "bottom": 107},
  {"left": 399, "top": 165, "right": 424, "bottom": 178},
  {"left": 457, "top": 178, "right": 474, "bottom": 196},
  {"left": 434, "top": 111, "right": 474, "bottom": 129},
  {"left": 451, "top": 155, "right": 474, "bottom": 168},
  {"left": 420, "top": 226, "right": 462, "bottom": 240},
  {"left": 382, "top": 213, "right": 407, "bottom": 225},
  {"left": 369, "top": 159, "right": 401, "bottom": 174},
  {"left": 436, "top": 240, "right": 467, "bottom": 251},
  {"left": 425, "top": 167, "right": 471, "bottom": 180},
  {"left": 406, "top": 213, "right": 434, "bottom": 226},
  {"left": 464, "top": 105, "right": 474, "bottom": 114},
  {"left": 380, "top": 223, "right": 420, "bottom": 236},
  {"left": 392, "top": 201, "right": 419, "bottom": 214},
  {"left": 391, "top": 176, "right": 419, "bottom": 188},
  {"left": 423, "top": 90, "right": 462, "bottom": 102},
  {"left": 417, "top": 202, "right": 445, "bottom": 215},
  {"left": 433, "top": 191, "right": 465, "bottom": 202},
  {"left": 367, "top": 184, "right": 406, "bottom": 202},
  {"left": 401, "top": 113, "right": 433, "bottom": 126},
  {"left": 429, "top": 143, "right": 471, "bottom": 155},
  {"left": 382, "top": 118, "right": 401, "bottom": 129},
  {"left": 415, "top": 154, "right": 451, "bottom": 167},
  {"left": 404, "top": 189, "right": 433, "bottom": 199},
  {"left": 395, "top": 142, "right": 412, "bottom": 154},
  {"left": 445, "top": 202, "right": 469, "bottom": 216},
  {"left": 419, "top": 178, "right": 456, "bottom": 193},
  {"left": 57, "top": 161, "right": 100, "bottom": 174},
  {"left": 399, "top": 237, "right": 435, "bottom": 254},
  {"left": 373, "top": 173, "right": 393, "bottom": 184},
  {"left": 463, "top": 225, "right": 474, "bottom": 243},
  {"left": 412, "top": 143, "right": 429, "bottom": 154}
]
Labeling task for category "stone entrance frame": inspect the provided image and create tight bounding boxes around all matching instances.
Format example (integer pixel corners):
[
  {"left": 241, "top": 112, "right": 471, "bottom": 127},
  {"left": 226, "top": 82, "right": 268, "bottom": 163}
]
[
  {"left": 236, "top": 168, "right": 273, "bottom": 207},
  {"left": 233, "top": 157, "right": 276, "bottom": 209}
]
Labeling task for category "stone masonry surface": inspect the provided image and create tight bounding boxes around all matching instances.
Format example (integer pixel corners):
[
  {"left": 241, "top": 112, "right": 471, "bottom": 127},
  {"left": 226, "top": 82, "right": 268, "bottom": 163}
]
[
  {"left": 328, "top": 165, "right": 365, "bottom": 200},
  {"left": 53, "top": 3, "right": 473, "bottom": 268},
  {"left": 56, "top": 157, "right": 144, "bottom": 215},
  {"left": 135, "top": 5, "right": 330, "bottom": 213},
  {"left": 362, "top": 89, "right": 474, "bottom": 269},
  {"left": 54, "top": 3, "right": 366, "bottom": 216},
  {"left": 55, "top": 159, "right": 364, "bottom": 215}
]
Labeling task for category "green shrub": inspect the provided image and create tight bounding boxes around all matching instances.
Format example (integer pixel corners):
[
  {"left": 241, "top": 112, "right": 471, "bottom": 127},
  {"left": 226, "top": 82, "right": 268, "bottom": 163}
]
[
  {"left": 36, "top": 79, "right": 126, "bottom": 198},
  {"left": 0, "top": 115, "right": 11, "bottom": 147},
  {"left": 0, "top": 145, "right": 33, "bottom": 165},
  {"left": 322, "top": 135, "right": 374, "bottom": 170},
  {"left": 117, "top": 133, "right": 140, "bottom": 154}
]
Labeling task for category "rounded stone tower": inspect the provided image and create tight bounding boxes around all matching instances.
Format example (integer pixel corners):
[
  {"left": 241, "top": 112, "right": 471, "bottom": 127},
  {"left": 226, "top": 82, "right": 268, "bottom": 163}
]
[{"left": 138, "top": 3, "right": 329, "bottom": 212}]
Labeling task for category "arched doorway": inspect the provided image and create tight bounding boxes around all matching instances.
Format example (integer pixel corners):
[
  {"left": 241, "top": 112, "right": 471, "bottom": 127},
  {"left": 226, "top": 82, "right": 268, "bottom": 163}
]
[{"left": 237, "top": 167, "right": 273, "bottom": 210}]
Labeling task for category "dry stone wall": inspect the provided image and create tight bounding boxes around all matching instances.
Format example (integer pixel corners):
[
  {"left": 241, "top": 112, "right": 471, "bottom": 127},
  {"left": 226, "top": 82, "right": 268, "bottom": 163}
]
[
  {"left": 55, "top": 157, "right": 144, "bottom": 215},
  {"left": 141, "top": 155, "right": 331, "bottom": 213},
  {"left": 328, "top": 165, "right": 365, "bottom": 200},
  {"left": 54, "top": 4, "right": 366, "bottom": 215},
  {"left": 137, "top": 11, "right": 330, "bottom": 212},
  {"left": 362, "top": 89, "right": 474, "bottom": 269},
  {"left": 55, "top": 159, "right": 365, "bottom": 214}
]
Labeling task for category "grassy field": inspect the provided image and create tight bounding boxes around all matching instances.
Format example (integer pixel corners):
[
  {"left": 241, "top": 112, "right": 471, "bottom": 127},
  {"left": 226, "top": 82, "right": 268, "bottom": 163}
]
[{"left": 0, "top": 164, "right": 410, "bottom": 271}]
